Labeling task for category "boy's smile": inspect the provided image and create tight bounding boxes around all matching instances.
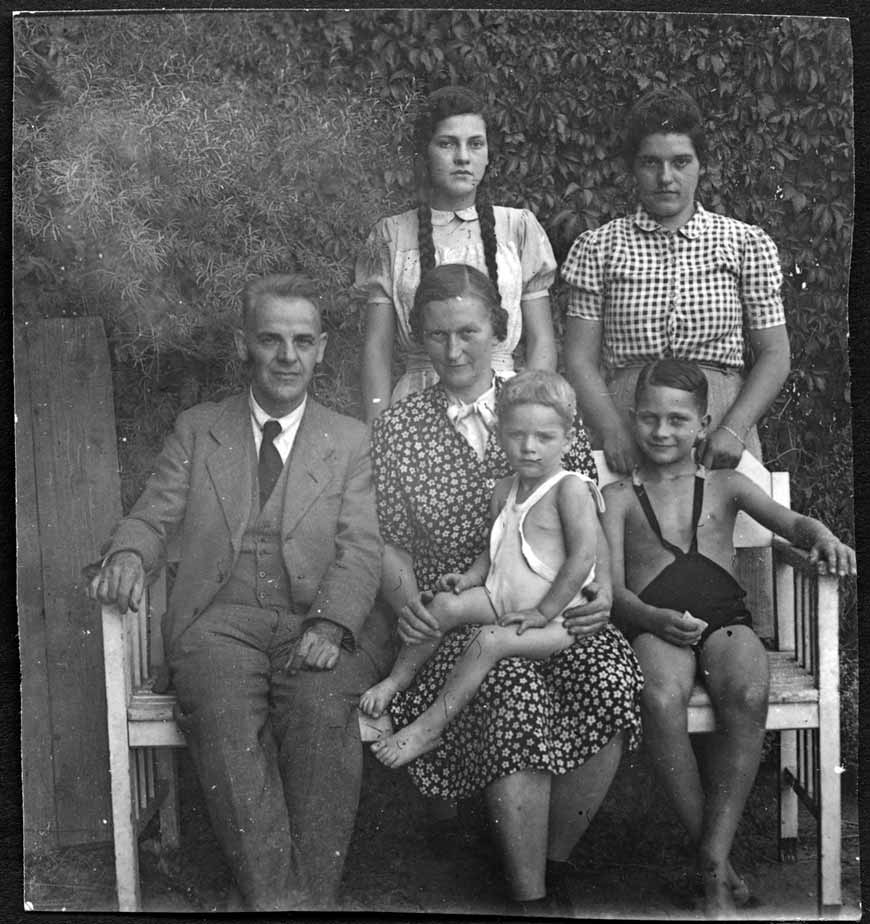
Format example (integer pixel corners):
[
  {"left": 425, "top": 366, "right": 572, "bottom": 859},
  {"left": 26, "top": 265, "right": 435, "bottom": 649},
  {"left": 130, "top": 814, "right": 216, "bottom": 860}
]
[{"left": 632, "top": 384, "right": 709, "bottom": 470}]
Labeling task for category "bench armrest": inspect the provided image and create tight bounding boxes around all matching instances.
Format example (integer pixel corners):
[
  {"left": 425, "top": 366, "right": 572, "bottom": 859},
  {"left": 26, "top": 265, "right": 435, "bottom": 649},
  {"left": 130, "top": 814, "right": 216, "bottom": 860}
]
[{"left": 771, "top": 537, "right": 840, "bottom": 690}]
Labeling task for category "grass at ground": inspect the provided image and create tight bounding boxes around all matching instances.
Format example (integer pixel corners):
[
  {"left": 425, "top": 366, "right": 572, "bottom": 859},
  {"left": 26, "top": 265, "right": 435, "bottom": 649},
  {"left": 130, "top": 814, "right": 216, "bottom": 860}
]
[{"left": 23, "top": 748, "right": 862, "bottom": 918}]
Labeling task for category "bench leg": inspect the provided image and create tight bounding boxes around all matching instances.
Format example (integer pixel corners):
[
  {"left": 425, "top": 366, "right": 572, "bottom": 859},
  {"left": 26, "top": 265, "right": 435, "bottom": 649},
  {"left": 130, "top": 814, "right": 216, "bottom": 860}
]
[
  {"left": 108, "top": 745, "right": 142, "bottom": 911},
  {"left": 156, "top": 749, "right": 181, "bottom": 851},
  {"left": 817, "top": 727, "right": 842, "bottom": 910},
  {"left": 778, "top": 729, "right": 798, "bottom": 863}
]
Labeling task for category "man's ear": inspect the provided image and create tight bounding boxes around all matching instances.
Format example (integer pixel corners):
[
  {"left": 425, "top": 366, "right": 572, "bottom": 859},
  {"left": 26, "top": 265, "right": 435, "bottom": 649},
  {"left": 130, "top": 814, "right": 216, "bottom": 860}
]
[
  {"left": 315, "top": 331, "right": 328, "bottom": 365},
  {"left": 697, "top": 412, "right": 712, "bottom": 442},
  {"left": 234, "top": 328, "right": 248, "bottom": 363}
]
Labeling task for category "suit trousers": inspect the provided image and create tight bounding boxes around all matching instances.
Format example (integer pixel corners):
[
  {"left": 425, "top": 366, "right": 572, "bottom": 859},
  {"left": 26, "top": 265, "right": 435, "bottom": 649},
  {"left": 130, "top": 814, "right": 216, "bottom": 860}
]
[{"left": 169, "top": 602, "right": 378, "bottom": 910}]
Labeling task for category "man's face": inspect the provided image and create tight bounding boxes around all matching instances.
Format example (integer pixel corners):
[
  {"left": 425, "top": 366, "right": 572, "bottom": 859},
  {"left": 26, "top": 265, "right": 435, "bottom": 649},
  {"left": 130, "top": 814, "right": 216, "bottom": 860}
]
[{"left": 234, "top": 295, "right": 327, "bottom": 417}]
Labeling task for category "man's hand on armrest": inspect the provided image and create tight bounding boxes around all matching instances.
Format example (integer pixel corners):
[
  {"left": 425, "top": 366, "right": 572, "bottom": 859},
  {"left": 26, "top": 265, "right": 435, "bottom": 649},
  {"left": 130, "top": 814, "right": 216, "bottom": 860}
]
[{"left": 85, "top": 550, "right": 146, "bottom": 614}]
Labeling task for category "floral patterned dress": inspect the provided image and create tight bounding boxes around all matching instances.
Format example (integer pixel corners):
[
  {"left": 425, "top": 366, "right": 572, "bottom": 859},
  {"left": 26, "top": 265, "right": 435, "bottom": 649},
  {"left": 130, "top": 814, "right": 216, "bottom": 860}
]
[{"left": 371, "top": 380, "right": 643, "bottom": 799}]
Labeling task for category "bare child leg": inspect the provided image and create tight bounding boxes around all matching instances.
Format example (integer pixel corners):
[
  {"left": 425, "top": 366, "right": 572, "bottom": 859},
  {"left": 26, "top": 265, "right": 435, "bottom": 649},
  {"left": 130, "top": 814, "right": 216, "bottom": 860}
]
[
  {"left": 636, "top": 632, "right": 756, "bottom": 913},
  {"left": 695, "top": 626, "right": 769, "bottom": 917},
  {"left": 371, "top": 619, "right": 573, "bottom": 768},
  {"left": 360, "top": 587, "right": 497, "bottom": 718}
]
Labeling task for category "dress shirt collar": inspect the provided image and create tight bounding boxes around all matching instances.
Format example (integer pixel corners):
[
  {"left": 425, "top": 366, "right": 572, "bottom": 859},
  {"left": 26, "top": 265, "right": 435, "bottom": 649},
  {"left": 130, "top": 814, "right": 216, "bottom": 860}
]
[
  {"left": 430, "top": 205, "right": 479, "bottom": 226},
  {"left": 249, "top": 390, "right": 307, "bottom": 433},
  {"left": 632, "top": 202, "right": 709, "bottom": 239}
]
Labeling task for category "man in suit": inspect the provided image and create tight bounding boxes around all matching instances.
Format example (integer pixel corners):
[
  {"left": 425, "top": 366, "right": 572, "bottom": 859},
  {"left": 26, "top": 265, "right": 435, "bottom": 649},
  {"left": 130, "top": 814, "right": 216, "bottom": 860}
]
[{"left": 88, "top": 274, "right": 390, "bottom": 910}]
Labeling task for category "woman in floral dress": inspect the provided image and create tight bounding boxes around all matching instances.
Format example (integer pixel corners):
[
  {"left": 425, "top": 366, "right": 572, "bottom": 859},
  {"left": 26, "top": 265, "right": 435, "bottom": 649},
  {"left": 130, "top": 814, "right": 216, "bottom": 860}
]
[{"left": 369, "top": 262, "right": 643, "bottom": 912}]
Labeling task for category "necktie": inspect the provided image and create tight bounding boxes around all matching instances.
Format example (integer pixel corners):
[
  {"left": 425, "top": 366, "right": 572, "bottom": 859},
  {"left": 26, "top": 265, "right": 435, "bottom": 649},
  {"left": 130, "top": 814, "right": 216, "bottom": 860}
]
[{"left": 259, "top": 419, "right": 284, "bottom": 507}]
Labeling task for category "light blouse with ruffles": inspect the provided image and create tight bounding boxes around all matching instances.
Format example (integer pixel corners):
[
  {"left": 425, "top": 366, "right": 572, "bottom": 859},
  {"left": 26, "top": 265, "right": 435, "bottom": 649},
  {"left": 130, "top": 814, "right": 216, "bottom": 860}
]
[{"left": 355, "top": 205, "right": 556, "bottom": 401}]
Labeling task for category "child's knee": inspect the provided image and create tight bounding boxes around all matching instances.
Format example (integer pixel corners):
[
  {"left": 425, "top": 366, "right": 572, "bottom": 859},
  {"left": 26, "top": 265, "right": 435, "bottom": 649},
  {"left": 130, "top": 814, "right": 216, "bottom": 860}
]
[
  {"left": 715, "top": 676, "right": 770, "bottom": 723},
  {"left": 640, "top": 673, "right": 693, "bottom": 718}
]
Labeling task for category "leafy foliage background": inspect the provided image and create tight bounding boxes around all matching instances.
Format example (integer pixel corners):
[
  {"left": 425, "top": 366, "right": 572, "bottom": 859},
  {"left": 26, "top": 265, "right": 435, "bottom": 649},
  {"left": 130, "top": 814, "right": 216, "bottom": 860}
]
[{"left": 13, "top": 11, "right": 856, "bottom": 767}]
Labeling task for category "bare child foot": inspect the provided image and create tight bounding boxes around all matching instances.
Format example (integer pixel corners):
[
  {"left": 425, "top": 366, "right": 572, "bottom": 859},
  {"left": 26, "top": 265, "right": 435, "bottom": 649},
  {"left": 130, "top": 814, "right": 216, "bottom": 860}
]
[
  {"left": 359, "top": 677, "right": 402, "bottom": 718},
  {"left": 693, "top": 860, "right": 750, "bottom": 907},
  {"left": 370, "top": 722, "right": 442, "bottom": 768},
  {"left": 700, "top": 863, "right": 737, "bottom": 919}
]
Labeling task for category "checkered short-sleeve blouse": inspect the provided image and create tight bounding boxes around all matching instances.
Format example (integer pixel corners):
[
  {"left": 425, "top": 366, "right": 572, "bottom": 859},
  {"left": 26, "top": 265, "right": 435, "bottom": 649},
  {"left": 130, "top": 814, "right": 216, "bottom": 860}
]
[{"left": 560, "top": 204, "right": 786, "bottom": 371}]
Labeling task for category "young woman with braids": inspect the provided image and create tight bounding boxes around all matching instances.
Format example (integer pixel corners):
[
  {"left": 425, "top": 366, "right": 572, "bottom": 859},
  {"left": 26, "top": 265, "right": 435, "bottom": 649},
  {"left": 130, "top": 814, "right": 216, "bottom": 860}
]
[{"left": 355, "top": 86, "right": 558, "bottom": 422}]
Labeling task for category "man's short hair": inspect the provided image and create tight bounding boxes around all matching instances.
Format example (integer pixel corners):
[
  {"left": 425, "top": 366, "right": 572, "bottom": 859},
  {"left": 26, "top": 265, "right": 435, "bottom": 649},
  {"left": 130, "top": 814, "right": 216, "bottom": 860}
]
[
  {"left": 635, "top": 359, "right": 709, "bottom": 414},
  {"left": 623, "top": 88, "right": 706, "bottom": 165},
  {"left": 241, "top": 274, "right": 322, "bottom": 329},
  {"left": 496, "top": 369, "right": 577, "bottom": 432}
]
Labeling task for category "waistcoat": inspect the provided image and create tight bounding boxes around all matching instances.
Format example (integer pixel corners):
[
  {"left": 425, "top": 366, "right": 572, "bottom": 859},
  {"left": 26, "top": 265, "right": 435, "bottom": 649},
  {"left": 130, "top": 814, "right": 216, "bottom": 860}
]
[{"left": 213, "top": 447, "right": 294, "bottom": 609}]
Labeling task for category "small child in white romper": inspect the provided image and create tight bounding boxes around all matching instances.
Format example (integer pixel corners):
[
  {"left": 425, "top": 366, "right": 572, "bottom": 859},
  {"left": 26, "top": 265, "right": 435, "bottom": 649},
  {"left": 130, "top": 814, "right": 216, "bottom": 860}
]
[{"left": 362, "top": 371, "right": 605, "bottom": 768}]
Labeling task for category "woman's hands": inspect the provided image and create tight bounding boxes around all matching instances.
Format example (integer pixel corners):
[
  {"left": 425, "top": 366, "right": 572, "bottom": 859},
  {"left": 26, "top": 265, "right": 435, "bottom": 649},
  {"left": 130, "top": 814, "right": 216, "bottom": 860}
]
[
  {"left": 396, "top": 591, "right": 443, "bottom": 645},
  {"left": 561, "top": 580, "right": 612, "bottom": 638},
  {"left": 697, "top": 426, "right": 744, "bottom": 470},
  {"left": 601, "top": 420, "right": 641, "bottom": 475}
]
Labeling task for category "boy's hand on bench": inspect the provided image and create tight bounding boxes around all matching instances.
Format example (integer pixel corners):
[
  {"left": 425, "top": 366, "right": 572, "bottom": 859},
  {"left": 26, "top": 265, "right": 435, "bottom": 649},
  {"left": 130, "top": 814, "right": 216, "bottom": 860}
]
[
  {"left": 86, "top": 550, "right": 145, "bottom": 614},
  {"left": 806, "top": 532, "right": 857, "bottom": 578}
]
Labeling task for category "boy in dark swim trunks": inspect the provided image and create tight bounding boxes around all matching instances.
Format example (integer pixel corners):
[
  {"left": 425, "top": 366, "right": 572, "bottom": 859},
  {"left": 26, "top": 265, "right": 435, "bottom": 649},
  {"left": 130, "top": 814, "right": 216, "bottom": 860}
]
[{"left": 602, "top": 358, "right": 855, "bottom": 917}]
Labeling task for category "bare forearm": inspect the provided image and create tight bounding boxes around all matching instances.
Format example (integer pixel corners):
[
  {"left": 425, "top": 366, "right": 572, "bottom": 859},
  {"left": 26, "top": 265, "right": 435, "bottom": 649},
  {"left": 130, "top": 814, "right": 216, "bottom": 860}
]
[
  {"left": 380, "top": 544, "right": 421, "bottom": 614},
  {"left": 537, "top": 552, "right": 598, "bottom": 621},
  {"left": 612, "top": 586, "right": 665, "bottom": 634},
  {"left": 363, "top": 355, "right": 392, "bottom": 423},
  {"left": 721, "top": 332, "right": 790, "bottom": 437},
  {"left": 565, "top": 357, "right": 621, "bottom": 440}
]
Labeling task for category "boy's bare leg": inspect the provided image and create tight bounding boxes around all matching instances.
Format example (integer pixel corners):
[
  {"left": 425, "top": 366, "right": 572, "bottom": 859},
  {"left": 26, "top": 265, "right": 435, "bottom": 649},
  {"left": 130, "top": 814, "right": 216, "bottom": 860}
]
[
  {"left": 360, "top": 587, "right": 496, "bottom": 717},
  {"left": 372, "top": 618, "right": 572, "bottom": 768},
  {"left": 635, "top": 633, "right": 703, "bottom": 828},
  {"left": 696, "top": 626, "right": 769, "bottom": 916}
]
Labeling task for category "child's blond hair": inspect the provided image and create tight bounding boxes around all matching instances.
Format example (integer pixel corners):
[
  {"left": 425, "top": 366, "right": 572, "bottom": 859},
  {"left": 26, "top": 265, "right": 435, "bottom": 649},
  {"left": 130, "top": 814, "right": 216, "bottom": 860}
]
[{"left": 496, "top": 370, "right": 576, "bottom": 432}]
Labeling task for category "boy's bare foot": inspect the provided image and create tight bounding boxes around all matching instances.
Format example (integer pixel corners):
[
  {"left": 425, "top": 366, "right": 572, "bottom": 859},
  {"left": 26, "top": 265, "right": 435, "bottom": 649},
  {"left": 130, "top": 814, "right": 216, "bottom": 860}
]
[
  {"left": 693, "top": 861, "right": 750, "bottom": 907},
  {"left": 359, "top": 677, "right": 401, "bottom": 718},
  {"left": 700, "top": 864, "right": 737, "bottom": 919},
  {"left": 370, "top": 723, "right": 442, "bottom": 768}
]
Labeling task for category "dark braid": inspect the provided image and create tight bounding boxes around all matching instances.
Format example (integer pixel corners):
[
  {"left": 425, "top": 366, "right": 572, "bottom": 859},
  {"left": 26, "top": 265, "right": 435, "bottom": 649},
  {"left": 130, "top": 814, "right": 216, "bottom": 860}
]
[
  {"left": 475, "top": 183, "right": 500, "bottom": 301},
  {"left": 417, "top": 203, "right": 436, "bottom": 273}
]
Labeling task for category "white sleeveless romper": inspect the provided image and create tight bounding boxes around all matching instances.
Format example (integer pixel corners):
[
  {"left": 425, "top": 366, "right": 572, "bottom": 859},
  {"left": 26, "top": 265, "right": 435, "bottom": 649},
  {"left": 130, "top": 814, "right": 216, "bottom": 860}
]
[{"left": 484, "top": 470, "right": 605, "bottom": 619}]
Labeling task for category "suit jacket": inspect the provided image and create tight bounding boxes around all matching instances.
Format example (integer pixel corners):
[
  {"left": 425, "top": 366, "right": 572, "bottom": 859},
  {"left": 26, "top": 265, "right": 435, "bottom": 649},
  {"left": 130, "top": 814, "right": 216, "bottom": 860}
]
[{"left": 104, "top": 392, "right": 388, "bottom": 662}]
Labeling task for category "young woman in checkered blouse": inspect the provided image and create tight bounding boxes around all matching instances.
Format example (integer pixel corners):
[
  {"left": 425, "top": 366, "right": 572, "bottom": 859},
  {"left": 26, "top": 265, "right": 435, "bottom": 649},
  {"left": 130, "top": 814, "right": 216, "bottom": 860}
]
[
  {"left": 355, "top": 86, "right": 558, "bottom": 423},
  {"left": 561, "top": 88, "right": 790, "bottom": 474}
]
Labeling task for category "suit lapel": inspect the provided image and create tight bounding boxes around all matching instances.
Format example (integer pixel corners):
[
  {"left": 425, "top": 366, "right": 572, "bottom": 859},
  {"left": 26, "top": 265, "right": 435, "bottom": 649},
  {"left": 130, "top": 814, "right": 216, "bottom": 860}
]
[
  {"left": 206, "top": 393, "right": 255, "bottom": 552},
  {"left": 281, "top": 400, "right": 333, "bottom": 535}
]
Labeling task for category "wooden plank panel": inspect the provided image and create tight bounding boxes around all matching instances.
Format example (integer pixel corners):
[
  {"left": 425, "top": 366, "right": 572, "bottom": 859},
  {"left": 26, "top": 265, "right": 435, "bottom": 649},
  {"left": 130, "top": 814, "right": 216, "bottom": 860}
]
[
  {"left": 15, "top": 322, "right": 57, "bottom": 852},
  {"left": 25, "top": 318, "right": 122, "bottom": 845}
]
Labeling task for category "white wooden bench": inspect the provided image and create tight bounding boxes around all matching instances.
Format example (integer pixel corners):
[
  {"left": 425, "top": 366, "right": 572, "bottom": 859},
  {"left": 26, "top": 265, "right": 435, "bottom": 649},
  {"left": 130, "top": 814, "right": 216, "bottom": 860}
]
[{"left": 101, "top": 452, "right": 843, "bottom": 912}]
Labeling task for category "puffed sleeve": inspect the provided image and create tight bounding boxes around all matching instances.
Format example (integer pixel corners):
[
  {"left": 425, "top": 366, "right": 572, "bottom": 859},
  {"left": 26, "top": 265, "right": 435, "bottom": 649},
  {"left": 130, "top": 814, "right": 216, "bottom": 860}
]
[
  {"left": 353, "top": 217, "right": 395, "bottom": 306},
  {"left": 370, "top": 412, "right": 415, "bottom": 551},
  {"left": 560, "top": 227, "right": 606, "bottom": 321},
  {"left": 740, "top": 225, "right": 786, "bottom": 330},
  {"left": 517, "top": 209, "right": 557, "bottom": 301}
]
